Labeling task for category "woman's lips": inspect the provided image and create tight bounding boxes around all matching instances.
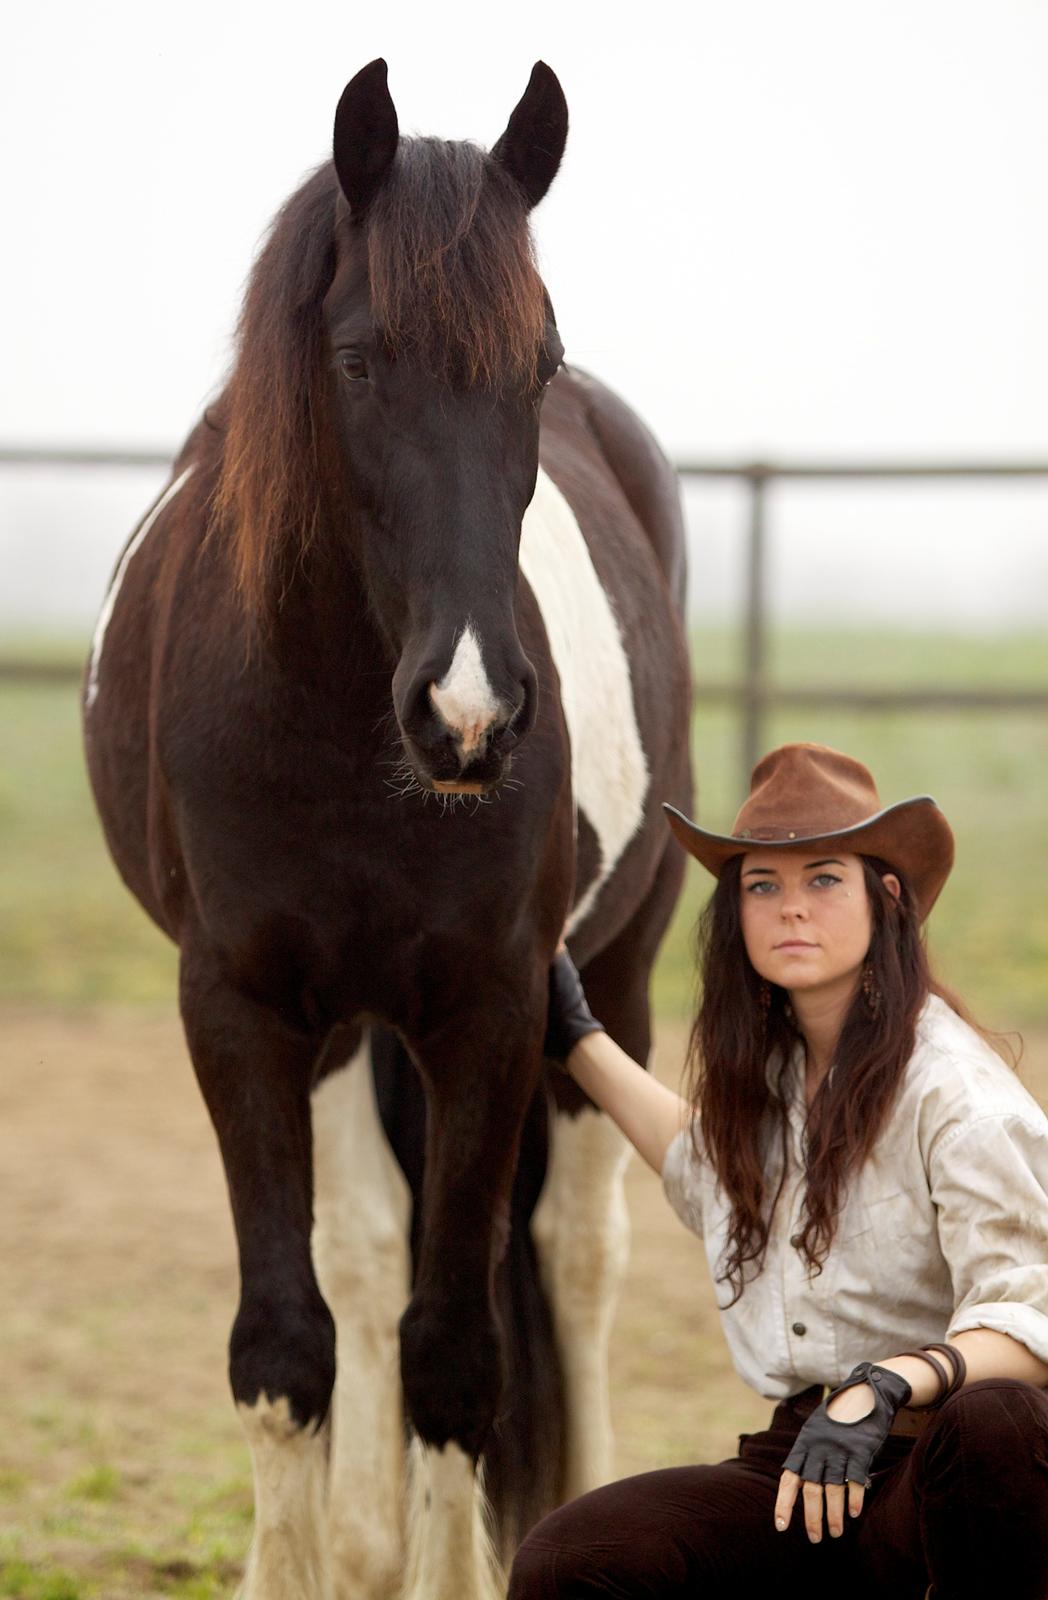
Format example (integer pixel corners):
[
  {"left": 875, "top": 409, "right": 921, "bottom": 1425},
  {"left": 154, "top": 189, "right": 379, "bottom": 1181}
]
[{"left": 774, "top": 940, "right": 818, "bottom": 950}]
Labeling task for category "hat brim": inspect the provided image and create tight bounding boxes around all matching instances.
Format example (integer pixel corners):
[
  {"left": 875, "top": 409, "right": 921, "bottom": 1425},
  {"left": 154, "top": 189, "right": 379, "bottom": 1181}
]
[{"left": 663, "top": 795, "right": 955, "bottom": 921}]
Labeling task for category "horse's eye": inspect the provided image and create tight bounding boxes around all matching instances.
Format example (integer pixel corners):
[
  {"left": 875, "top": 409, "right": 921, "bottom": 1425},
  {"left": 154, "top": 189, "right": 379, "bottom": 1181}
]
[{"left": 339, "top": 350, "right": 369, "bottom": 382}]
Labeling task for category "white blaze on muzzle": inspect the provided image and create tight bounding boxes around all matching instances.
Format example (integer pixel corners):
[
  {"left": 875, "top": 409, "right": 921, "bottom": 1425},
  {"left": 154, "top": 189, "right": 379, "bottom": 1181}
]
[{"left": 428, "top": 623, "right": 501, "bottom": 757}]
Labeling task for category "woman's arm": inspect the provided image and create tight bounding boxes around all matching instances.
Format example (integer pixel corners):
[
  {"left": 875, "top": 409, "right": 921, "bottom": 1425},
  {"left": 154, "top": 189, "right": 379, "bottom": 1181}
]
[
  {"left": 868, "top": 1327, "right": 1048, "bottom": 1410},
  {"left": 563, "top": 1029, "right": 691, "bottom": 1176},
  {"left": 776, "top": 1327, "right": 1048, "bottom": 1542},
  {"left": 545, "top": 946, "right": 693, "bottom": 1174}
]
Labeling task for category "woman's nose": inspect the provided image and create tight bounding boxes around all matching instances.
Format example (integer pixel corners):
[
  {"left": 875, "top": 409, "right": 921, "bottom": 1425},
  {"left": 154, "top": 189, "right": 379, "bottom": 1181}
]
[{"left": 780, "top": 897, "right": 809, "bottom": 920}]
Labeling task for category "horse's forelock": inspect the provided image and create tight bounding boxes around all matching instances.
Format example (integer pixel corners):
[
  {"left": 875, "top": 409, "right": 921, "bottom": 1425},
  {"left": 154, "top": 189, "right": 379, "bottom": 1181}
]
[
  {"left": 366, "top": 138, "right": 547, "bottom": 388},
  {"left": 211, "top": 140, "right": 547, "bottom": 621}
]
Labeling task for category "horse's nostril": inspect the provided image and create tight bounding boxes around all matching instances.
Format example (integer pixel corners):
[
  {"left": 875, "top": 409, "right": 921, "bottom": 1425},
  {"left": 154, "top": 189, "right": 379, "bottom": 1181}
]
[
  {"left": 490, "top": 719, "right": 518, "bottom": 756},
  {"left": 508, "top": 670, "right": 537, "bottom": 741},
  {"left": 505, "top": 688, "right": 526, "bottom": 730}
]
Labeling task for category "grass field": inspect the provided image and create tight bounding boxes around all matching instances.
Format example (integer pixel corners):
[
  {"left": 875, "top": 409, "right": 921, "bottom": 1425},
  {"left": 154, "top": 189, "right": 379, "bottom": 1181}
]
[
  {"left": 3, "top": 1008, "right": 1041, "bottom": 1599},
  {"left": 0, "top": 624, "right": 1046, "bottom": 1594},
  {"left": 3, "top": 625, "right": 1044, "bottom": 1026}
]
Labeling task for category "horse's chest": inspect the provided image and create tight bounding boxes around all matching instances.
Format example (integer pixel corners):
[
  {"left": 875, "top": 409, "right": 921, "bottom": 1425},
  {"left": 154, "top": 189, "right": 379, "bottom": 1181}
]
[{"left": 519, "top": 469, "right": 650, "bottom": 934}]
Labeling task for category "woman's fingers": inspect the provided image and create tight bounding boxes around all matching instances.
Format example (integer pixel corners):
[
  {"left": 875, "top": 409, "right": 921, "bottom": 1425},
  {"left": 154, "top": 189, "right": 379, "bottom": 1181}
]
[
  {"left": 824, "top": 1482, "right": 846, "bottom": 1538},
  {"left": 778, "top": 1467, "right": 857, "bottom": 1542},
  {"left": 802, "top": 1479, "right": 826, "bottom": 1542},
  {"left": 774, "top": 1469, "right": 800, "bottom": 1531}
]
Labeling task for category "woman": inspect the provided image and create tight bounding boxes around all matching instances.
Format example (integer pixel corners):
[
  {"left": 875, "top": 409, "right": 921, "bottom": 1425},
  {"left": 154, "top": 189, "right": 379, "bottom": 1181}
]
[{"left": 509, "top": 743, "right": 1048, "bottom": 1600}]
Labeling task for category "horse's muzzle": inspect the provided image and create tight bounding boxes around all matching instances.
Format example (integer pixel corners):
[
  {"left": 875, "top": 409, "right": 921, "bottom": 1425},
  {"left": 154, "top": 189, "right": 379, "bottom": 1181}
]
[{"left": 396, "top": 657, "right": 536, "bottom": 794}]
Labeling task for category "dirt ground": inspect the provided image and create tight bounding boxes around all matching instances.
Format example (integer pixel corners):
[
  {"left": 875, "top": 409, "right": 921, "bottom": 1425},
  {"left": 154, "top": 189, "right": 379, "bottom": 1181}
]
[{"left": 2, "top": 1009, "right": 1045, "bottom": 1595}]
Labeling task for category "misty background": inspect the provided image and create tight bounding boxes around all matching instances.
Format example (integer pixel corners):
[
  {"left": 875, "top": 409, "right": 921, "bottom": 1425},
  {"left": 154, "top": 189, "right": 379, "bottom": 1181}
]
[{"left": 3, "top": 0, "right": 1048, "bottom": 633}]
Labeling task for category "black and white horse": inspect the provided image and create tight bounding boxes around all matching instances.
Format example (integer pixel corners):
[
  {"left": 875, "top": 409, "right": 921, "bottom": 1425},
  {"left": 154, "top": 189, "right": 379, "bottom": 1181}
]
[{"left": 84, "top": 59, "right": 692, "bottom": 1599}]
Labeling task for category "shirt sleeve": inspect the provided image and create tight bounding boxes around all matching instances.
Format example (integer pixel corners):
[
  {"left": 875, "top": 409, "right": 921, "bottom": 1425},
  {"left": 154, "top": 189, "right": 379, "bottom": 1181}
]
[
  {"left": 928, "top": 1111, "right": 1048, "bottom": 1363},
  {"left": 661, "top": 1122, "right": 705, "bottom": 1237}
]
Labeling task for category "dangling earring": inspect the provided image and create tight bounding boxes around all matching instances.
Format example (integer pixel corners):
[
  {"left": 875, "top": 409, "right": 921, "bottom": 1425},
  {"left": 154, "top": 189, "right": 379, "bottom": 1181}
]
[{"left": 862, "top": 960, "right": 882, "bottom": 1017}]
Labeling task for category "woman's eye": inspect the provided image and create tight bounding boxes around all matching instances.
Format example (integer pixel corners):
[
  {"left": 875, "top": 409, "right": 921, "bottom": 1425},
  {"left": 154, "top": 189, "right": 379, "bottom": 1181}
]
[
  {"left": 746, "top": 880, "right": 777, "bottom": 895},
  {"left": 338, "top": 351, "right": 369, "bottom": 382},
  {"left": 811, "top": 873, "right": 842, "bottom": 888}
]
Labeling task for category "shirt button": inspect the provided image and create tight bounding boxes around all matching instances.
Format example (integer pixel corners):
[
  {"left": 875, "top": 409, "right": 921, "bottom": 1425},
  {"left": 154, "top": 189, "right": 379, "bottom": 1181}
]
[
  {"left": 790, "top": 1234, "right": 802, "bottom": 1249},
  {"left": 791, "top": 1321, "right": 807, "bottom": 1337}
]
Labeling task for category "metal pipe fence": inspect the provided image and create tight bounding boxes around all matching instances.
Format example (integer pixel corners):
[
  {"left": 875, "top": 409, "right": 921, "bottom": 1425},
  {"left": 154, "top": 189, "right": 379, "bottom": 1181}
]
[
  {"left": 677, "top": 459, "right": 1048, "bottom": 785},
  {"left": 3, "top": 447, "right": 1048, "bottom": 792}
]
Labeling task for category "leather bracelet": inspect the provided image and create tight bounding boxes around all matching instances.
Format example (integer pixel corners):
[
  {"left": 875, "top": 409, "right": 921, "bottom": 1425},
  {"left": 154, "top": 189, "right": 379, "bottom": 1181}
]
[
  {"left": 922, "top": 1341, "right": 967, "bottom": 1400},
  {"left": 892, "top": 1347, "right": 951, "bottom": 1402}
]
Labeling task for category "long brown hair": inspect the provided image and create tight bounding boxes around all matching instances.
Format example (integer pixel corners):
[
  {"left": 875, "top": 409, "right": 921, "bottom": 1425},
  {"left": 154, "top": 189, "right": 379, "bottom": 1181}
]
[{"left": 686, "top": 853, "right": 996, "bottom": 1305}]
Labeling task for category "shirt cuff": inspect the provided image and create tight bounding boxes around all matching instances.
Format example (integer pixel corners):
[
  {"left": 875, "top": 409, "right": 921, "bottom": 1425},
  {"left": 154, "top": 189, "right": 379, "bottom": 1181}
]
[{"left": 947, "top": 1302, "right": 1048, "bottom": 1367}]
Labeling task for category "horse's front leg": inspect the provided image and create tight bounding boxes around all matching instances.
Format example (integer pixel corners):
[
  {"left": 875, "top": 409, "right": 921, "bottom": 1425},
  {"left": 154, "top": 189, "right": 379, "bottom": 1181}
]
[
  {"left": 532, "top": 842, "right": 685, "bottom": 1500},
  {"left": 311, "top": 1031, "right": 412, "bottom": 1600},
  {"left": 179, "top": 947, "right": 335, "bottom": 1600},
  {"left": 399, "top": 994, "right": 545, "bottom": 1600},
  {"left": 530, "top": 1093, "right": 630, "bottom": 1500}
]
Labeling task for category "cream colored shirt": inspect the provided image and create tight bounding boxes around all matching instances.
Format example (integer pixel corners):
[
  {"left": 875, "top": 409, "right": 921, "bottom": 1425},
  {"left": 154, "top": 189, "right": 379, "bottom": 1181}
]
[{"left": 661, "top": 994, "right": 1048, "bottom": 1399}]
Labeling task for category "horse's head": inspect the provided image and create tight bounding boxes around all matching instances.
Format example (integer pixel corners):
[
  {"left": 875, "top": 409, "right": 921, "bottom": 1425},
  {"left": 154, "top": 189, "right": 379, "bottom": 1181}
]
[{"left": 322, "top": 61, "right": 567, "bottom": 794}]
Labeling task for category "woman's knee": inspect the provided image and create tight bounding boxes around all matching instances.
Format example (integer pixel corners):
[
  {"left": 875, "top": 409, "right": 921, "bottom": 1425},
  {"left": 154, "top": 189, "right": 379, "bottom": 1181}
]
[
  {"left": 939, "top": 1377, "right": 1048, "bottom": 1433},
  {"left": 918, "top": 1378, "right": 1048, "bottom": 1488},
  {"left": 508, "top": 1523, "right": 594, "bottom": 1599},
  {"left": 508, "top": 1466, "right": 723, "bottom": 1598}
]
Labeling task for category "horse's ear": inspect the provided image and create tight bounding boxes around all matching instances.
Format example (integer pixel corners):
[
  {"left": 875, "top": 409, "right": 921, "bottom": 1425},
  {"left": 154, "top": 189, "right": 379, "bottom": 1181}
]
[
  {"left": 491, "top": 62, "right": 568, "bottom": 210},
  {"left": 333, "top": 59, "right": 399, "bottom": 217}
]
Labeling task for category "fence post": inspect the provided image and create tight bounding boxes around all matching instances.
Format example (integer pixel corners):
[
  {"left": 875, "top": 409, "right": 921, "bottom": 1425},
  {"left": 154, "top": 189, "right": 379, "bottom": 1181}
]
[{"left": 741, "top": 466, "right": 769, "bottom": 788}]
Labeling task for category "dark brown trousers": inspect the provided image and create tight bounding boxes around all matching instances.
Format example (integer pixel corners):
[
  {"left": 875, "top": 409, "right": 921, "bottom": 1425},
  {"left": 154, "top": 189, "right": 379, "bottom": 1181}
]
[{"left": 508, "top": 1379, "right": 1048, "bottom": 1600}]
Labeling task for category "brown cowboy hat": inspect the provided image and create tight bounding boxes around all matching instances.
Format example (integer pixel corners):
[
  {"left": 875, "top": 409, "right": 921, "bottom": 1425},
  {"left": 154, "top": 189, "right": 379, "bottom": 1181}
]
[{"left": 664, "top": 743, "right": 955, "bottom": 920}]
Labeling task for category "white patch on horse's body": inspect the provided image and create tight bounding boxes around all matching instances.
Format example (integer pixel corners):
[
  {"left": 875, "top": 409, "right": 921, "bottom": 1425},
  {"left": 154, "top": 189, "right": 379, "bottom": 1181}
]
[
  {"left": 84, "top": 465, "right": 195, "bottom": 711},
  {"left": 403, "top": 1439, "right": 503, "bottom": 1600},
  {"left": 519, "top": 468, "right": 649, "bottom": 934},
  {"left": 236, "top": 1394, "right": 333, "bottom": 1600},
  {"left": 429, "top": 623, "right": 500, "bottom": 757},
  {"left": 312, "top": 1038, "right": 412, "bottom": 1600},
  {"left": 530, "top": 1106, "right": 632, "bottom": 1498}
]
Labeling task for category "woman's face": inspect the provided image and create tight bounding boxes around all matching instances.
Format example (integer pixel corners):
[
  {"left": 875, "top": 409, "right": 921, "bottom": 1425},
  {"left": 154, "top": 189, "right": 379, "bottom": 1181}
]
[{"left": 738, "top": 848, "right": 899, "bottom": 997}]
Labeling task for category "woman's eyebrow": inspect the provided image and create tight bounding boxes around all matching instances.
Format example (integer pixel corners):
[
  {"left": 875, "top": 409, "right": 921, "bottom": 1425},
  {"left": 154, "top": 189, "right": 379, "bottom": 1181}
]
[{"left": 742, "top": 857, "right": 846, "bottom": 878}]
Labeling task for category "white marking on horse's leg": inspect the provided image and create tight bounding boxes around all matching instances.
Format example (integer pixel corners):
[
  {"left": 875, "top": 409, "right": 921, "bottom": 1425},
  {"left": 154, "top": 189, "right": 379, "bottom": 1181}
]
[
  {"left": 312, "top": 1040, "right": 412, "bottom": 1600},
  {"left": 531, "top": 1106, "right": 632, "bottom": 1498},
  {"left": 428, "top": 623, "right": 500, "bottom": 757},
  {"left": 236, "top": 1395, "right": 333, "bottom": 1600},
  {"left": 403, "top": 1439, "right": 503, "bottom": 1600},
  {"left": 85, "top": 464, "right": 195, "bottom": 710},
  {"left": 518, "top": 469, "right": 649, "bottom": 934}
]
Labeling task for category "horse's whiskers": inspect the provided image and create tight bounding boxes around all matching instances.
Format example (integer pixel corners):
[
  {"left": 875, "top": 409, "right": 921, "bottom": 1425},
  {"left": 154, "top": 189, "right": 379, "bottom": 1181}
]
[{"left": 383, "top": 759, "right": 427, "bottom": 803}]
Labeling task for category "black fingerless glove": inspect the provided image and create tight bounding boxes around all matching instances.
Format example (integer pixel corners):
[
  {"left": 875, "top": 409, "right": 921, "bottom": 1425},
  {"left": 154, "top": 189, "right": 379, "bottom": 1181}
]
[
  {"left": 782, "top": 1362, "right": 913, "bottom": 1487},
  {"left": 544, "top": 950, "right": 604, "bottom": 1064}
]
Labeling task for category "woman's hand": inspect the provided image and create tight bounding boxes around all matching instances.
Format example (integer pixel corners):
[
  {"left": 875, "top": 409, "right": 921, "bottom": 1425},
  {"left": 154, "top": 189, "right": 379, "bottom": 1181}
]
[
  {"left": 544, "top": 947, "right": 604, "bottom": 1064},
  {"left": 773, "top": 1363, "right": 912, "bottom": 1542}
]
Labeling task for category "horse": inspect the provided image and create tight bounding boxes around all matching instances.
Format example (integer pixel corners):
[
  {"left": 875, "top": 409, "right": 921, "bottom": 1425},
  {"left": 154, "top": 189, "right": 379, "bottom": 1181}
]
[{"left": 83, "top": 58, "right": 692, "bottom": 1600}]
